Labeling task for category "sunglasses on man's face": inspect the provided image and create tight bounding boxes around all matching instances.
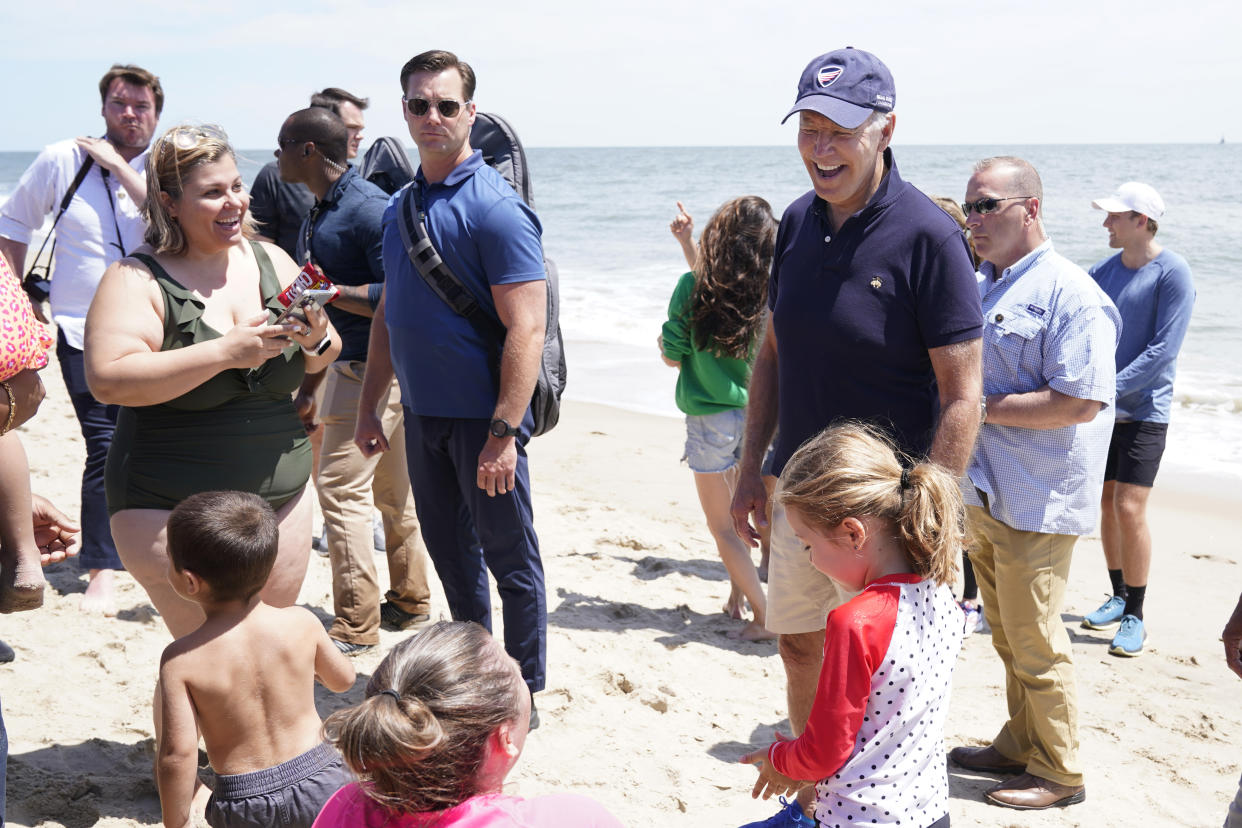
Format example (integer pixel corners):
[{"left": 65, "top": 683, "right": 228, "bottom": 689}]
[
  {"left": 961, "top": 195, "right": 1033, "bottom": 216},
  {"left": 403, "top": 97, "right": 470, "bottom": 118}
]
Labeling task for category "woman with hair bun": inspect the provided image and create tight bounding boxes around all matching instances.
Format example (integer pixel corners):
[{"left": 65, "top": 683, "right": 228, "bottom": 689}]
[
  {"left": 84, "top": 123, "right": 340, "bottom": 638},
  {"left": 317, "top": 621, "right": 622, "bottom": 827},
  {"left": 741, "top": 423, "right": 966, "bottom": 828}
]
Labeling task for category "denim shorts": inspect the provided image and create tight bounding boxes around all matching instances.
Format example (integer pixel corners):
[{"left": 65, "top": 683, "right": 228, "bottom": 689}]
[{"left": 683, "top": 408, "right": 744, "bottom": 473}]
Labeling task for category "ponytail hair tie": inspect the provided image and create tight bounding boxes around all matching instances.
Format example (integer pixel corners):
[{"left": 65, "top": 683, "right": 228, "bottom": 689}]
[
  {"left": 900, "top": 467, "right": 911, "bottom": 490},
  {"left": 380, "top": 689, "right": 402, "bottom": 702}
]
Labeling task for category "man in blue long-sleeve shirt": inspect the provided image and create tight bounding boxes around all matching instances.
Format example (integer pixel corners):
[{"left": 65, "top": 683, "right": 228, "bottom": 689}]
[{"left": 1079, "top": 181, "right": 1195, "bottom": 657}]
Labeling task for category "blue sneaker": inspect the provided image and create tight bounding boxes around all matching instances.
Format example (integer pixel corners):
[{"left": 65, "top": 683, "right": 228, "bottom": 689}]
[
  {"left": 739, "top": 797, "right": 815, "bottom": 828},
  {"left": 1081, "top": 595, "right": 1125, "bottom": 630},
  {"left": 1109, "top": 614, "right": 1147, "bottom": 657}
]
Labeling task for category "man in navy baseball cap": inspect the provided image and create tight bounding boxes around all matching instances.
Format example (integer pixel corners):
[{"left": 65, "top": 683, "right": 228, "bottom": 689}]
[
  {"left": 782, "top": 46, "right": 896, "bottom": 128},
  {"left": 734, "top": 48, "right": 983, "bottom": 827}
]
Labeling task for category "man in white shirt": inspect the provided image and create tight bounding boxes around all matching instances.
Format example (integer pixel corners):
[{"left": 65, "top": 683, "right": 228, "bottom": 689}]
[{"left": 0, "top": 64, "right": 162, "bottom": 614}]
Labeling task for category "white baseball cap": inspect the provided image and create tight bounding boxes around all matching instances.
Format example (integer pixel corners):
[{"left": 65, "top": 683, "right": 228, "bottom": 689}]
[{"left": 1091, "top": 182, "right": 1165, "bottom": 218}]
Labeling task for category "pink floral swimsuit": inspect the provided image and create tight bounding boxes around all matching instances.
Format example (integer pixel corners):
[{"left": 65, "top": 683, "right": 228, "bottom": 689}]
[{"left": 0, "top": 255, "right": 53, "bottom": 381}]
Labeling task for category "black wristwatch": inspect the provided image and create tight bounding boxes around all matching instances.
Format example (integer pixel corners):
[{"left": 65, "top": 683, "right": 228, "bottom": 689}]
[{"left": 489, "top": 417, "right": 518, "bottom": 438}]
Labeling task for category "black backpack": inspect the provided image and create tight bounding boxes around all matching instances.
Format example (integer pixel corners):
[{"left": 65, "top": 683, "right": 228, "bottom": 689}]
[
  {"left": 396, "top": 113, "right": 566, "bottom": 437},
  {"left": 358, "top": 136, "right": 417, "bottom": 195}
]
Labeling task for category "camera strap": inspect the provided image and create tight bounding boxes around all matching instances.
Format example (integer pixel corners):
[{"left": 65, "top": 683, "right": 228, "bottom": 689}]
[{"left": 23, "top": 154, "right": 97, "bottom": 291}]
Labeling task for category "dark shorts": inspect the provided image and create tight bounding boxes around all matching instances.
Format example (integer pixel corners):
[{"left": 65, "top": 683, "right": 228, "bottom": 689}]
[
  {"left": 205, "top": 742, "right": 351, "bottom": 828},
  {"left": 1103, "top": 421, "right": 1168, "bottom": 487}
]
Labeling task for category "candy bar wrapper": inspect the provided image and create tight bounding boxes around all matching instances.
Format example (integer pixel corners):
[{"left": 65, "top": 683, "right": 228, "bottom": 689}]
[{"left": 276, "top": 263, "right": 340, "bottom": 310}]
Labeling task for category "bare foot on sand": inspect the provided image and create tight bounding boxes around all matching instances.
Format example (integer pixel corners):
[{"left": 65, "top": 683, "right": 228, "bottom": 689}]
[
  {"left": 722, "top": 584, "right": 746, "bottom": 620},
  {"left": 722, "top": 598, "right": 752, "bottom": 620},
  {"left": 728, "top": 619, "right": 778, "bottom": 641},
  {"left": 81, "top": 568, "right": 118, "bottom": 616},
  {"left": 0, "top": 556, "right": 45, "bottom": 613}
]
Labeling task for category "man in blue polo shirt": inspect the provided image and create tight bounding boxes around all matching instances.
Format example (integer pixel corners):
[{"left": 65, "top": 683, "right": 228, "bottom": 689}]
[
  {"left": 276, "top": 106, "right": 433, "bottom": 657},
  {"left": 356, "top": 50, "right": 547, "bottom": 724},
  {"left": 732, "top": 47, "right": 983, "bottom": 828},
  {"left": 1079, "top": 182, "right": 1195, "bottom": 657},
  {"left": 949, "top": 156, "right": 1119, "bottom": 810}
]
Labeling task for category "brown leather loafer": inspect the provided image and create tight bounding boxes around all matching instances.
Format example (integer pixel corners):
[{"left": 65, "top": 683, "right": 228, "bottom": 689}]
[
  {"left": 949, "top": 745, "right": 1026, "bottom": 774},
  {"left": 985, "top": 772, "right": 1086, "bottom": 810}
]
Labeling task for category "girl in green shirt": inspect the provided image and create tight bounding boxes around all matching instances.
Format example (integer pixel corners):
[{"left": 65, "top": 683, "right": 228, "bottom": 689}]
[{"left": 659, "top": 196, "right": 776, "bottom": 641}]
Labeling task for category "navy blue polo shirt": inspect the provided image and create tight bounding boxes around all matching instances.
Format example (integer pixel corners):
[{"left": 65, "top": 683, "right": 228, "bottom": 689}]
[
  {"left": 296, "top": 166, "right": 389, "bottom": 363},
  {"left": 769, "top": 148, "right": 982, "bottom": 473},
  {"left": 382, "top": 150, "right": 545, "bottom": 418}
]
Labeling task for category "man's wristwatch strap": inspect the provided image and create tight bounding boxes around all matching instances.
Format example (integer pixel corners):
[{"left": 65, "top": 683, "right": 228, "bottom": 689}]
[{"left": 489, "top": 417, "right": 518, "bottom": 438}]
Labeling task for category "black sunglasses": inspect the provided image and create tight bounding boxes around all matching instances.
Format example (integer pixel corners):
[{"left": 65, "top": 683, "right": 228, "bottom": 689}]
[
  {"left": 961, "top": 195, "right": 1034, "bottom": 216},
  {"left": 403, "top": 97, "right": 470, "bottom": 118}
]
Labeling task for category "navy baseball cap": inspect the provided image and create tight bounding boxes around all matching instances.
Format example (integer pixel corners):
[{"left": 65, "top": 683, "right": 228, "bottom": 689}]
[{"left": 782, "top": 47, "right": 896, "bottom": 128}]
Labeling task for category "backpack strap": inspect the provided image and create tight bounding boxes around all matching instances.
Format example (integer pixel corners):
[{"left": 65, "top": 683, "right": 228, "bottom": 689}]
[{"left": 397, "top": 184, "right": 506, "bottom": 341}]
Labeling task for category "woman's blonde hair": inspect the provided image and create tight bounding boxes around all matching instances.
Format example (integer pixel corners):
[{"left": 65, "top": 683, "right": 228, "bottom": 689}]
[
  {"left": 142, "top": 124, "right": 256, "bottom": 255},
  {"left": 776, "top": 423, "right": 964, "bottom": 586},
  {"left": 323, "top": 621, "right": 525, "bottom": 814}
]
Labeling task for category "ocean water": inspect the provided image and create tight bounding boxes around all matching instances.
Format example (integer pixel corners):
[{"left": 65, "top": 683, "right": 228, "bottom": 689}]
[{"left": 3, "top": 143, "right": 1240, "bottom": 482}]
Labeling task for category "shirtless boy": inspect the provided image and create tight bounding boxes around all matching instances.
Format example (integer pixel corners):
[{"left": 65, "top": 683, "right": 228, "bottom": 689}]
[{"left": 156, "top": 491, "right": 356, "bottom": 828}]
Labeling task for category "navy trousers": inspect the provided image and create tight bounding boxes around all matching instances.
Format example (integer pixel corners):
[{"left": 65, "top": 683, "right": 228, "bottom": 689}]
[
  {"left": 403, "top": 411, "right": 546, "bottom": 693},
  {"left": 55, "top": 334, "right": 123, "bottom": 571}
]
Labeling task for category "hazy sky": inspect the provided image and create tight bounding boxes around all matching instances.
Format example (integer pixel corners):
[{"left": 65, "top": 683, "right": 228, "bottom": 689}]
[{"left": 1, "top": 0, "right": 1235, "bottom": 152}]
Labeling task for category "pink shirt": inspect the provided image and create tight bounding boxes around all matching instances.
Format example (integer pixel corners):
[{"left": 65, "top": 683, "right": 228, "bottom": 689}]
[{"left": 313, "top": 783, "right": 623, "bottom": 828}]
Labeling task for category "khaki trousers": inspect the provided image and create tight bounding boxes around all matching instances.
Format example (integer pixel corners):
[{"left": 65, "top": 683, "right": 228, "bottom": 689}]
[
  {"left": 966, "top": 504, "right": 1083, "bottom": 787},
  {"left": 765, "top": 500, "right": 850, "bottom": 634},
  {"left": 318, "top": 362, "right": 430, "bottom": 645}
]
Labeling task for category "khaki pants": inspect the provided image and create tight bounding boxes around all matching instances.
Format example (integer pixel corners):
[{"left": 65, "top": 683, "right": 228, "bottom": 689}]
[
  {"left": 966, "top": 504, "right": 1083, "bottom": 787},
  {"left": 765, "top": 500, "right": 850, "bottom": 634},
  {"left": 318, "top": 362, "right": 430, "bottom": 645}
]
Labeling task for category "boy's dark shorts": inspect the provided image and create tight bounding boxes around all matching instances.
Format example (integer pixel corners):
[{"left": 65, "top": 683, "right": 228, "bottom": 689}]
[
  {"left": 1103, "top": 421, "right": 1168, "bottom": 487},
  {"left": 205, "top": 742, "right": 351, "bottom": 828}
]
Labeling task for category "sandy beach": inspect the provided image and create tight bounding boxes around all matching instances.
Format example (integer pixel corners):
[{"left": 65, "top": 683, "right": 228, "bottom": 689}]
[{"left": 3, "top": 354, "right": 1242, "bottom": 827}]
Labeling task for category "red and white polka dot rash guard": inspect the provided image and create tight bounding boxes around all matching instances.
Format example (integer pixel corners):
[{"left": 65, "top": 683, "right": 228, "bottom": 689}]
[{"left": 768, "top": 574, "right": 965, "bottom": 827}]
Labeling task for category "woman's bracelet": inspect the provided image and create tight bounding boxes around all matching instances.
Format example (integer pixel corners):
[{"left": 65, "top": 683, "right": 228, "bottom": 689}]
[
  {"left": 301, "top": 335, "right": 332, "bottom": 357},
  {"left": 0, "top": 381, "right": 15, "bottom": 436}
]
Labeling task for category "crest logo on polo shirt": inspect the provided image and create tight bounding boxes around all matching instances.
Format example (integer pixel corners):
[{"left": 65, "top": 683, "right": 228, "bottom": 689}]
[{"left": 817, "top": 66, "right": 844, "bottom": 87}]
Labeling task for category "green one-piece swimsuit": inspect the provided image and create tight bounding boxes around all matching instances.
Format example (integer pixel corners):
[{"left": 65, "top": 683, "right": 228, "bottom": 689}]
[{"left": 105, "top": 241, "right": 311, "bottom": 515}]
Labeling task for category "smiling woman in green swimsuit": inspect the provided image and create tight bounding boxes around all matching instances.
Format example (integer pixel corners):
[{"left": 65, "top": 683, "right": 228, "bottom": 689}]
[{"left": 84, "top": 124, "right": 340, "bottom": 639}]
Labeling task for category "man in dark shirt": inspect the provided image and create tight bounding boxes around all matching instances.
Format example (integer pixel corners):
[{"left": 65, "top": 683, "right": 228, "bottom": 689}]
[
  {"left": 251, "top": 88, "right": 369, "bottom": 258},
  {"left": 277, "top": 106, "right": 432, "bottom": 655},
  {"left": 733, "top": 47, "right": 983, "bottom": 826}
]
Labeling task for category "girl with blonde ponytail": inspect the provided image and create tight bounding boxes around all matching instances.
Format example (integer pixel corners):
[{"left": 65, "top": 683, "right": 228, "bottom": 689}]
[
  {"left": 741, "top": 423, "right": 966, "bottom": 828},
  {"left": 316, "top": 622, "right": 621, "bottom": 827}
]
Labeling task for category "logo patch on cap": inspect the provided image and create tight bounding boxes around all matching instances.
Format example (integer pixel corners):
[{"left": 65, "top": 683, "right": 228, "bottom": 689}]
[{"left": 817, "top": 65, "right": 844, "bottom": 87}]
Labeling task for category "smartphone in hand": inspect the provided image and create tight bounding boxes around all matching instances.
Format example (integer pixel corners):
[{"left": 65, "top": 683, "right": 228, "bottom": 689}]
[{"left": 274, "top": 288, "right": 337, "bottom": 326}]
